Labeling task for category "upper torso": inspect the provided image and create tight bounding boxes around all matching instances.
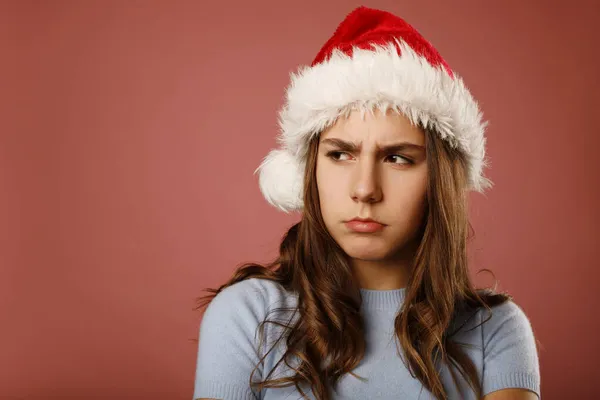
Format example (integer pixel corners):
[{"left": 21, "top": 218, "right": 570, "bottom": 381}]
[{"left": 193, "top": 278, "right": 540, "bottom": 399}]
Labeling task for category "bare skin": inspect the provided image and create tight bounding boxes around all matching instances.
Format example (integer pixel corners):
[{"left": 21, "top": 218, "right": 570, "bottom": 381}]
[{"left": 316, "top": 108, "right": 428, "bottom": 290}]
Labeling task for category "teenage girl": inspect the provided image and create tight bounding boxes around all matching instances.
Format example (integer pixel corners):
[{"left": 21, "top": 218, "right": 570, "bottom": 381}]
[{"left": 193, "top": 6, "right": 541, "bottom": 400}]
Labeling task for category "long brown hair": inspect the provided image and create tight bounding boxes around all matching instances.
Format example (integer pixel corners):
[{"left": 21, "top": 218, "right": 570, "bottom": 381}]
[{"left": 194, "top": 121, "right": 511, "bottom": 399}]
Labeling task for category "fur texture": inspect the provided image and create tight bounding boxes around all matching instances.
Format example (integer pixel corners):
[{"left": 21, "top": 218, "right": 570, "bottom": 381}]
[{"left": 256, "top": 39, "right": 492, "bottom": 213}]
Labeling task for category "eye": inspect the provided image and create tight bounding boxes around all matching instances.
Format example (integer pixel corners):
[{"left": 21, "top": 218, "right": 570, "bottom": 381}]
[
  {"left": 385, "top": 154, "right": 413, "bottom": 165},
  {"left": 326, "top": 151, "right": 352, "bottom": 161}
]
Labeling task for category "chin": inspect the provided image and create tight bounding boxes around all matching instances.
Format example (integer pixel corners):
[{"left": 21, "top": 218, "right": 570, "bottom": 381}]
[{"left": 339, "top": 236, "right": 395, "bottom": 261}]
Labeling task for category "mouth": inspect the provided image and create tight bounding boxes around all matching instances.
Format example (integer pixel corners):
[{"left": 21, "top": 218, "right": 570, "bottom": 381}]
[{"left": 344, "top": 217, "right": 386, "bottom": 233}]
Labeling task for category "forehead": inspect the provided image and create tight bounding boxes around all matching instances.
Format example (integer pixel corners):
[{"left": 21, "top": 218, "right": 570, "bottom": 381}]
[{"left": 320, "top": 107, "right": 425, "bottom": 145}]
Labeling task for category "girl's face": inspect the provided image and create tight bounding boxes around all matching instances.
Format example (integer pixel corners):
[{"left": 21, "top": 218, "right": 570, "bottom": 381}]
[{"left": 316, "top": 108, "right": 428, "bottom": 263}]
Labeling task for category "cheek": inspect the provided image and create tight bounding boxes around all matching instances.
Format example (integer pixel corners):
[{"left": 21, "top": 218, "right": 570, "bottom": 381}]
[
  {"left": 384, "top": 178, "right": 428, "bottom": 223},
  {"left": 316, "top": 164, "right": 346, "bottom": 211}
]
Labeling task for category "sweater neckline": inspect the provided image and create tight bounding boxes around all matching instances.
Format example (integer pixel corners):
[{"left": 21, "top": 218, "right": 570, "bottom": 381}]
[{"left": 359, "top": 287, "right": 406, "bottom": 310}]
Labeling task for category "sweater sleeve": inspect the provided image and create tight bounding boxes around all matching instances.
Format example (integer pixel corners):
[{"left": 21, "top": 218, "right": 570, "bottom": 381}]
[
  {"left": 481, "top": 300, "right": 541, "bottom": 398},
  {"left": 193, "top": 279, "right": 267, "bottom": 400}
]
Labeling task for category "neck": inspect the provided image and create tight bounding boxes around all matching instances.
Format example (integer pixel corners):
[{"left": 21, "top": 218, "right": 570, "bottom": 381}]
[
  {"left": 351, "top": 237, "right": 420, "bottom": 290},
  {"left": 351, "top": 258, "right": 411, "bottom": 290}
]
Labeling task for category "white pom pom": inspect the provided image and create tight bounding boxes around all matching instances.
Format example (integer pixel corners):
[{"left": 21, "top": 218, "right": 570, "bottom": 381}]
[{"left": 254, "top": 149, "right": 304, "bottom": 213}]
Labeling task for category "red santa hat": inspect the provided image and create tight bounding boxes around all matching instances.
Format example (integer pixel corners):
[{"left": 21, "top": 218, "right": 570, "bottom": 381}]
[{"left": 256, "top": 6, "right": 492, "bottom": 212}]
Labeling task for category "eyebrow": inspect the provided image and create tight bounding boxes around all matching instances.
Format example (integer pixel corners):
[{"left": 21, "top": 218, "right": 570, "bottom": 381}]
[{"left": 320, "top": 138, "right": 425, "bottom": 154}]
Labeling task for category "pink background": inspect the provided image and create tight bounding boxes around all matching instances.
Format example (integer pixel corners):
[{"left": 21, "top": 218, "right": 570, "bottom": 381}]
[{"left": 2, "top": 1, "right": 599, "bottom": 399}]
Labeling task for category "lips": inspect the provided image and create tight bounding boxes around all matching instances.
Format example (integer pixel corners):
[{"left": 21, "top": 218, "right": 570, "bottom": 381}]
[{"left": 344, "top": 218, "right": 386, "bottom": 233}]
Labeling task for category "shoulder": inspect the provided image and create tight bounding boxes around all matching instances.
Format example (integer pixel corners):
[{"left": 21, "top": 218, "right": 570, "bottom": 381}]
[
  {"left": 478, "top": 299, "right": 538, "bottom": 348},
  {"left": 478, "top": 299, "right": 541, "bottom": 398},
  {"left": 194, "top": 278, "right": 295, "bottom": 398},
  {"left": 202, "top": 278, "right": 296, "bottom": 325},
  {"left": 449, "top": 298, "right": 541, "bottom": 397}
]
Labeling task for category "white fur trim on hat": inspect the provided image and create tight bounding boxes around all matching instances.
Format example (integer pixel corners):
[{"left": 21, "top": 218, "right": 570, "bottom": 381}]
[{"left": 256, "top": 39, "right": 493, "bottom": 213}]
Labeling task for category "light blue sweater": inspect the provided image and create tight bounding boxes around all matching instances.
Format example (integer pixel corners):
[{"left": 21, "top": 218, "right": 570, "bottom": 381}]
[{"left": 193, "top": 278, "right": 540, "bottom": 399}]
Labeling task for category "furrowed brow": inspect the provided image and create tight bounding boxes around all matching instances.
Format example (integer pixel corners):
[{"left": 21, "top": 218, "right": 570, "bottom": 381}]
[
  {"left": 320, "top": 138, "right": 360, "bottom": 152},
  {"left": 378, "top": 143, "right": 425, "bottom": 153},
  {"left": 321, "top": 138, "right": 424, "bottom": 153}
]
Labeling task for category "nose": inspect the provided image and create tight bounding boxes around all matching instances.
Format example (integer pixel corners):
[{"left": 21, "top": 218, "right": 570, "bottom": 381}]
[{"left": 350, "top": 158, "right": 382, "bottom": 204}]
